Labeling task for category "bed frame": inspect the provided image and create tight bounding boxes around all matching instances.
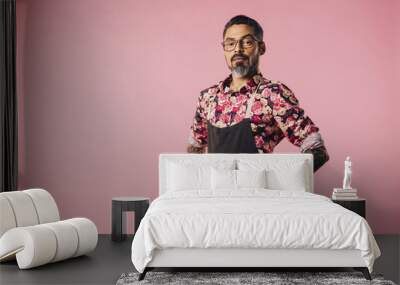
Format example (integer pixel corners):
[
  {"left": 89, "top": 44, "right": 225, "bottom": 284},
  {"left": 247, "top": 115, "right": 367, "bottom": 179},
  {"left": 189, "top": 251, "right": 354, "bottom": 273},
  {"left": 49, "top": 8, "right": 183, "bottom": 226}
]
[{"left": 138, "top": 153, "right": 372, "bottom": 281}]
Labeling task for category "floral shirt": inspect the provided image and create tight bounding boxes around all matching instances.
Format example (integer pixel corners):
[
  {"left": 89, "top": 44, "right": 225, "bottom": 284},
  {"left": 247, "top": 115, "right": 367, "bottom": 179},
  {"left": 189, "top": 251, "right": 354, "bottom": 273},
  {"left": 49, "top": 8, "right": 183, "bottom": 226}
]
[{"left": 188, "top": 72, "right": 320, "bottom": 153}]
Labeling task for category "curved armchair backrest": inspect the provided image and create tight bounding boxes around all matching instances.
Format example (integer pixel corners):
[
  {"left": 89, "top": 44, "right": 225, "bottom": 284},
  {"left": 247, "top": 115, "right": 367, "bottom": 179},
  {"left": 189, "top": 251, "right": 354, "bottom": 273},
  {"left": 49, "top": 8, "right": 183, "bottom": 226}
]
[{"left": 0, "top": 189, "right": 60, "bottom": 237}]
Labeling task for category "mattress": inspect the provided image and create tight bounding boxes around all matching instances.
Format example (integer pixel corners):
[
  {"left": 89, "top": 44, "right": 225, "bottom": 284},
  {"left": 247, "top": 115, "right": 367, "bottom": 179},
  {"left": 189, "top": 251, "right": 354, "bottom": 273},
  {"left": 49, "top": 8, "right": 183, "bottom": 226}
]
[{"left": 131, "top": 189, "right": 381, "bottom": 273}]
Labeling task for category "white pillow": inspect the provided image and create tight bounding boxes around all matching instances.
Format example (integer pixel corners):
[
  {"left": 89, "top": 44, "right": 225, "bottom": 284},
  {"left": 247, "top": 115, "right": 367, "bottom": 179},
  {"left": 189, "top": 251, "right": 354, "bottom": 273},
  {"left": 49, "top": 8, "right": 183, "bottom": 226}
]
[
  {"left": 237, "top": 159, "right": 308, "bottom": 191},
  {"left": 266, "top": 165, "right": 307, "bottom": 191},
  {"left": 167, "top": 160, "right": 235, "bottom": 191},
  {"left": 211, "top": 168, "right": 236, "bottom": 190},
  {"left": 211, "top": 168, "right": 268, "bottom": 190},
  {"left": 236, "top": 169, "right": 267, "bottom": 188}
]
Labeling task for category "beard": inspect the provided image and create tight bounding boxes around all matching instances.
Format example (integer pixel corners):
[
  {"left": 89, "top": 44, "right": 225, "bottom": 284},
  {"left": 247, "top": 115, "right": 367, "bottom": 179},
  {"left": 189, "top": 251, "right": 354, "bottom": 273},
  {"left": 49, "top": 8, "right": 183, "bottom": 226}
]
[{"left": 231, "top": 55, "right": 259, "bottom": 78}]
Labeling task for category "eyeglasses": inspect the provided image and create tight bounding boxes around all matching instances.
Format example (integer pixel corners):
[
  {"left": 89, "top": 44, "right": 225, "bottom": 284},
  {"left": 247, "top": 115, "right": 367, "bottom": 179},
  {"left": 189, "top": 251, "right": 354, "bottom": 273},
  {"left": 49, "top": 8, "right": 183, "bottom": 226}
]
[{"left": 221, "top": 35, "right": 259, "bottom": 52}]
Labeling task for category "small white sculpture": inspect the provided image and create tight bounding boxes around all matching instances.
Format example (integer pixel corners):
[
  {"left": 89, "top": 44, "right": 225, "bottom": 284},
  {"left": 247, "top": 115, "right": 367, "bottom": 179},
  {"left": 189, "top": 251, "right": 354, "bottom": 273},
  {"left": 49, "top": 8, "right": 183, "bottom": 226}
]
[{"left": 342, "top": 156, "right": 352, "bottom": 189}]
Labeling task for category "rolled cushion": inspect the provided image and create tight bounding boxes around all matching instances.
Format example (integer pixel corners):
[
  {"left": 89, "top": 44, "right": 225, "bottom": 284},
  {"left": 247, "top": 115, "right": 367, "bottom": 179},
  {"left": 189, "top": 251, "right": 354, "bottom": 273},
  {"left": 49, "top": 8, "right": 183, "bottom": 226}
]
[
  {"left": 0, "top": 189, "right": 60, "bottom": 239},
  {"left": 0, "top": 218, "right": 98, "bottom": 269},
  {"left": 42, "top": 221, "right": 79, "bottom": 262},
  {"left": 0, "top": 191, "right": 39, "bottom": 228},
  {"left": 0, "top": 226, "right": 57, "bottom": 269},
  {"left": 63, "top": 218, "right": 98, "bottom": 257},
  {"left": 0, "top": 196, "right": 17, "bottom": 237},
  {"left": 23, "top": 189, "right": 60, "bottom": 224}
]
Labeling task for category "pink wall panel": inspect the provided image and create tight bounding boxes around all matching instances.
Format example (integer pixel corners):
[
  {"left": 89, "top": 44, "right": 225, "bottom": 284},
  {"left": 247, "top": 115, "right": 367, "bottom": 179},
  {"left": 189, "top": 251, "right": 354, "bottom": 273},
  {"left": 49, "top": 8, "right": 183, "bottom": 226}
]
[{"left": 16, "top": 0, "right": 399, "bottom": 233}]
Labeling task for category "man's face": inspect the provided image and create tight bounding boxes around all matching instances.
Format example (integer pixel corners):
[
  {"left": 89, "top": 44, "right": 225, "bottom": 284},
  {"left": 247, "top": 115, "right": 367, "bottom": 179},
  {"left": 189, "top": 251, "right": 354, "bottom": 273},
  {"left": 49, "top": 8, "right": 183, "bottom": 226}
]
[{"left": 223, "top": 24, "right": 265, "bottom": 78}]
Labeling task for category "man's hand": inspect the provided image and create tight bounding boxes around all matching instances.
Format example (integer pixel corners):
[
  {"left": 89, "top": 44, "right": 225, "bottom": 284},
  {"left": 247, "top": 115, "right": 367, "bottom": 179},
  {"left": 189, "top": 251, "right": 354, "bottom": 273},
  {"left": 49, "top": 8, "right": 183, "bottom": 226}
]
[{"left": 186, "top": 145, "right": 205, "bottom": 153}]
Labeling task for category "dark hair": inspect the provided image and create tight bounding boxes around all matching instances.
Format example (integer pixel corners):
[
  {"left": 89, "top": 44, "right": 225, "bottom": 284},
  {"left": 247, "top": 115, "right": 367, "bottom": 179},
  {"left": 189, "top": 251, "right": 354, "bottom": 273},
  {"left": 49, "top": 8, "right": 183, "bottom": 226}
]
[{"left": 223, "top": 15, "right": 263, "bottom": 41}]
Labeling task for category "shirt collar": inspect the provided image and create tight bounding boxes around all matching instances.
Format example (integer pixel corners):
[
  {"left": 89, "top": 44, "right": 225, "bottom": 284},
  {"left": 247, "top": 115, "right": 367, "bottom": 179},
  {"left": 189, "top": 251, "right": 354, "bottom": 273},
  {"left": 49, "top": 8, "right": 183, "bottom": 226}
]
[{"left": 221, "top": 72, "right": 265, "bottom": 94}]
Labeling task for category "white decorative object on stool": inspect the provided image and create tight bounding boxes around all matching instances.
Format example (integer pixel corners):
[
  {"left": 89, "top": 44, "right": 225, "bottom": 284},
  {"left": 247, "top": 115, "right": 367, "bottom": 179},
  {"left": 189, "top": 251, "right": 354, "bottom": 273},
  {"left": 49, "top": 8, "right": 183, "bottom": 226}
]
[
  {"left": 332, "top": 156, "right": 358, "bottom": 200},
  {"left": 0, "top": 189, "right": 98, "bottom": 269},
  {"left": 342, "top": 156, "right": 353, "bottom": 190}
]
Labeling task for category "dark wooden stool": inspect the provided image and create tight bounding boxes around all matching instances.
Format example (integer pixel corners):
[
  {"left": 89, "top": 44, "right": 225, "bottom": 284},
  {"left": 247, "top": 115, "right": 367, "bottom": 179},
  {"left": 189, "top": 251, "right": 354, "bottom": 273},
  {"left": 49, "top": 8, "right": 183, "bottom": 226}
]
[
  {"left": 332, "top": 198, "right": 366, "bottom": 218},
  {"left": 111, "top": 197, "right": 149, "bottom": 242}
]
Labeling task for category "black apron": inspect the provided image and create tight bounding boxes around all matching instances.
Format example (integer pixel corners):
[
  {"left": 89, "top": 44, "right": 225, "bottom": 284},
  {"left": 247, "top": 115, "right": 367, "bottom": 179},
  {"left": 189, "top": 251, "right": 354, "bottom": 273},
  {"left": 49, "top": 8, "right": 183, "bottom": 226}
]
[{"left": 207, "top": 82, "right": 262, "bottom": 154}]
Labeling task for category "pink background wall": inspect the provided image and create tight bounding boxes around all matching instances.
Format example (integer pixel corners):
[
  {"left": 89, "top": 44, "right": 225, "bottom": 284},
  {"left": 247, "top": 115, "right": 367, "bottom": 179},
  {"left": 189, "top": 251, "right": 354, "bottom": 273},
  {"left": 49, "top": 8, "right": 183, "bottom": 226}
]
[{"left": 16, "top": 0, "right": 399, "bottom": 234}]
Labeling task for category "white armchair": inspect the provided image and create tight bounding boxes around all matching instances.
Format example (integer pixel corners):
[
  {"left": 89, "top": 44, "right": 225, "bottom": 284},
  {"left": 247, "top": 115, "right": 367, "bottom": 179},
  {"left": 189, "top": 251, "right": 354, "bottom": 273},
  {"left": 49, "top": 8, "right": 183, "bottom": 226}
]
[{"left": 0, "top": 188, "right": 98, "bottom": 269}]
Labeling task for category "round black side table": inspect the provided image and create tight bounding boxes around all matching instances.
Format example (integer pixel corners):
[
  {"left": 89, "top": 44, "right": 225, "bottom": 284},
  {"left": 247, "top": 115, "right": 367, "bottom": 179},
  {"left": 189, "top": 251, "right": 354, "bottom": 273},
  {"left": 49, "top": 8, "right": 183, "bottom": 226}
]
[{"left": 111, "top": 197, "right": 149, "bottom": 242}]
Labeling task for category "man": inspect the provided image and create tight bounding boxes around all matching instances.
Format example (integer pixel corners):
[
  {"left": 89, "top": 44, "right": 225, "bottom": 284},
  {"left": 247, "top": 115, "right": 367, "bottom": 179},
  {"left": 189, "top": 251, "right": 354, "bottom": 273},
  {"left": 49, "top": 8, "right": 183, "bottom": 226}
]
[{"left": 187, "top": 15, "right": 329, "bottom": 172}]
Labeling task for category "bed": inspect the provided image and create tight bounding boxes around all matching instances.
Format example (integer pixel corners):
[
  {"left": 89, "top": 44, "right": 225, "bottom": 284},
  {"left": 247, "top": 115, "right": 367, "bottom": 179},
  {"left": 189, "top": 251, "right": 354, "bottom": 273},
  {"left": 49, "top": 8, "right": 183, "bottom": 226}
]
[{"left": 131, "top": 153, "right": 381, "bottom": 281}]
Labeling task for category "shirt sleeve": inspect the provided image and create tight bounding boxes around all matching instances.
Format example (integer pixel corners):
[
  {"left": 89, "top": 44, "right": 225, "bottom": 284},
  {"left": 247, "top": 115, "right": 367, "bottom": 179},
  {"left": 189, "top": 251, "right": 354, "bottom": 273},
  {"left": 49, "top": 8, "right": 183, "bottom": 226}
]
[
  {"left": 188, "top": 90, "right": 208, "bottom": 149},
  {"left": 271, "top": 82, "right": 319, "bottom": 147}
]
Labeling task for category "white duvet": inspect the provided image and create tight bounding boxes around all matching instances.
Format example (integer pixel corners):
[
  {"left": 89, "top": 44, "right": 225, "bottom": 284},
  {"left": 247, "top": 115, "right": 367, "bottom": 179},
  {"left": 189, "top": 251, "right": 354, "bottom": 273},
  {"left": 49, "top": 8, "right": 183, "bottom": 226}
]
[{"left": 131, "top": 189, "right": 381, "bottom": 273}]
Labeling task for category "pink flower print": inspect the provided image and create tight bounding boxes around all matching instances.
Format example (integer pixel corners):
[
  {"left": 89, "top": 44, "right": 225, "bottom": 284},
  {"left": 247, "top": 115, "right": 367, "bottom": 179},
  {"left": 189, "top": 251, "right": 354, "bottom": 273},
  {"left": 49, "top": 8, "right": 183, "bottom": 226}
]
[
  {"left": 286, "top": 116, "right": 296, "bottom": 127},
  {"left": 274, "top": 106, "right": 287, "bottom": 116},
  {"left": 262, "top": 105, "right": 272, "bottom": 115},
  {"left": 262, "top": 88, "right": 273, "bottom": 98},
  {"left": 219, "top": 93, "right": 227, "bottom": 102},
  {"left": 209, "top": 87, "right": 218, "bottom": 96},
  {"left": 264, "top": 126, "right": 273, "bottom": 135},
  {"left": 233, "top": 114, "right": 244, "bottom": 123},
  {"left": 232, "top": 106, "right": 240, "bottom": 113},
  {"left": 272, "top": 98, "right": 280, "bottom": 108},
  {"left": 262, "top": 114, "right": 271, "bottom": 121},
  {"left": 251, "top": 115, "right": 262, "bottom": 124},
  {"left": 255, "top": 135, "right": 264, "bottom": 148},
  {"left": 215, "top": 120, "right": 225, "bottom": 128},
  {"left": 273, "top": 97, "right": 286, "bottom": 109},
  {"left": 222, "top": 100, "right": 232, "bottom": 109},
  {"left": 269, "top": 93, "right": 277, "bottom": 101},
  {"left": 216, "top": 104, "right": 224, "bottom": 112},
  {"left": 219, "top": 113, "right": 230, "bottom": 124},
  {"left": 250, "top": 123, "right": 257, "bottom": 132},
  {"left": 238, "top": 95, "right": 247, "bottom": 103},
  {"left": 251, "top": 101, "right": 263, "bottom": 115}
]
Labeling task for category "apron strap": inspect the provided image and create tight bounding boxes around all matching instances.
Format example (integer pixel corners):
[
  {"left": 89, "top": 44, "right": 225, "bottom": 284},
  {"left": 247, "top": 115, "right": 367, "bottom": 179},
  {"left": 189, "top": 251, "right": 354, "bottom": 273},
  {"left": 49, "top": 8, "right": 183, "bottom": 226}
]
[
  {"left": 245, "top": 82, "right": 262, "bottom": 118},
  {"left": 207, "top": 95, "right": 215, "bottom": 120}
]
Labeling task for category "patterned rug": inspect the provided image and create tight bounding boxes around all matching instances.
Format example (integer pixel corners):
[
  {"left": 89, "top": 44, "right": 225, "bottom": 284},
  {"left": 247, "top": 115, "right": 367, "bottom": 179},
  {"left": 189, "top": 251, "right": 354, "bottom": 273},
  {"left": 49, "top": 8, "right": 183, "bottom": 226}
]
[{"left": 116, "top": 271, "right": 397, "bottom": 285}]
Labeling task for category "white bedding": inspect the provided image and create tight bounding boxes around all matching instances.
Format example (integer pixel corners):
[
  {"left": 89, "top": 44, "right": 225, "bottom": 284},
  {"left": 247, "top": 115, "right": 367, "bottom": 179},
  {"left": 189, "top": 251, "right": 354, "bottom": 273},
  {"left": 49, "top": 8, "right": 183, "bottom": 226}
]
[{"left": 131, "top": 189, "right": 381, "bottom": 273}]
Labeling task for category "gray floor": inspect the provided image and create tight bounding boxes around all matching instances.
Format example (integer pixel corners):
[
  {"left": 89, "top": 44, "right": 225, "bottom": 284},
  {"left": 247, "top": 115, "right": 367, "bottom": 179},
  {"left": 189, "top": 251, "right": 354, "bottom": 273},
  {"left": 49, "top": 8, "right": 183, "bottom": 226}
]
[{"left": 0, "top": 234, "right": 399, "bottom": 285}]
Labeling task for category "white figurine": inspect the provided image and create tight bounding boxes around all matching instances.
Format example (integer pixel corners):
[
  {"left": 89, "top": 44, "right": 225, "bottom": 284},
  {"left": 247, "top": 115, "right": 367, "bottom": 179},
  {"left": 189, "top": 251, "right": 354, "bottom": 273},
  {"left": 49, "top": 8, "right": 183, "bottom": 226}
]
[{"left": 342, "top": 156, "right": 352, "bottom": 189}]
